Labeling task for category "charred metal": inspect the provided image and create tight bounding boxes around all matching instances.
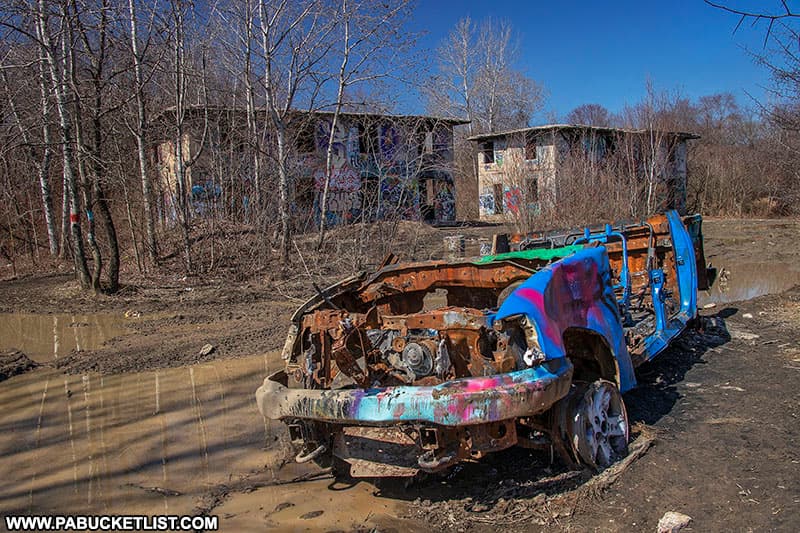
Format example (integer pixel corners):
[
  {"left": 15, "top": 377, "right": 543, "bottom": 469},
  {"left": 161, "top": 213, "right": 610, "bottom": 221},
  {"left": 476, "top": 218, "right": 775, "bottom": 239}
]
[{"left": 256, "top": 210, "right": 708, "bottom": 478}]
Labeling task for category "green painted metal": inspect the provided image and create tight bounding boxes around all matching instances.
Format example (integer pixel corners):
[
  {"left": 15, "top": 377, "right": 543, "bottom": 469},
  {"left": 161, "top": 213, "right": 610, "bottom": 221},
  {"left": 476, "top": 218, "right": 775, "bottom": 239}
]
[{"left": 474, "top": 244, "right": 584, "bottom": 264}]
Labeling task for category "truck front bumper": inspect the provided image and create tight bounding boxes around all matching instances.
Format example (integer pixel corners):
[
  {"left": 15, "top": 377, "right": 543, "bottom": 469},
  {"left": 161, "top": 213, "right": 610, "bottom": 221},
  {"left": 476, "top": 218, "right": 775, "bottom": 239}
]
[{"left": 255, "top": 358, "right": 573, "bottom": 427}]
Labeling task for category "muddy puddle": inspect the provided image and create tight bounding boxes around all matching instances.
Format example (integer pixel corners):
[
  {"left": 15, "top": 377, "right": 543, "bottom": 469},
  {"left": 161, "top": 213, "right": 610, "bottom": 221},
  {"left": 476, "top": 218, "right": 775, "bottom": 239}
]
[
  {"left": 0, "top": 313, "right": 130, "bottom": 363},
  {"left": 700, "top": 262, "right": 800, "bottom": 306},
  {"left": 216, "top": 473, "right": 412, "bottom": 531},
  {"left": 0, "top": 353, "right": 287, "bottom": 519}
]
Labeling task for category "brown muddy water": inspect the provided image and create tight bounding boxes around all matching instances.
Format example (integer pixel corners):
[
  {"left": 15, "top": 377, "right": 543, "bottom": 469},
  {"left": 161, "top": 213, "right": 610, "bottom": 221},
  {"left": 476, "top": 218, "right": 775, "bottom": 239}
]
[
  {"left": 699, "top": 262, "right": 800, "bottom": 305},
  {"left": 0, "top": 353, "right": 280, "bottom": 518},
  {"left": 0, "top": 313, "right": 129, "bottom": 363},
  {"left": 0, "top": 345, "right": 403, "bottom": 531}
]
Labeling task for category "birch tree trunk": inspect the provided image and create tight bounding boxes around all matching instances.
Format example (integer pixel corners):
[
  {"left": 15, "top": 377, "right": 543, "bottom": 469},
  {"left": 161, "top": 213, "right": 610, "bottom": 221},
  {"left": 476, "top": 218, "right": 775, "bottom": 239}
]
[
  {"left": 257, "top": 0, "right": 330, "bottom": 263},
  {"left": 0, "top": 62, "right": 58, "bottom": 256},
  {"left": 37, "top": 0, "right": 90, "bottom": 288},
  {"left": 128, "top": 0, "right": 159, "bottom": 266},
  {"left": 36, "top": 57, "right": 58, "bottom": 256},
  {"left": 173, "top": 0, "right": 193, "bottom": 273},
  {"left": 276, "top": 124, "right": 291, "bottom": 261},
  {"left": 244, "top": 0, "right": 261, "bottom": 217},
  {"left": 59, "top": 171, "right": 70, "bottom": 259},
  {"left": 317, "top": 0, "right": 350, "bottom": 249}
]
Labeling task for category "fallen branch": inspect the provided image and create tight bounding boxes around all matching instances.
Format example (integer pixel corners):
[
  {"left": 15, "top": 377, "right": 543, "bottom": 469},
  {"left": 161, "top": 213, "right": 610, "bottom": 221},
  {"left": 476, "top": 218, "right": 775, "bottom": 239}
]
[{"left": 427, "top": 426, "right": 657, "bottom": 528}]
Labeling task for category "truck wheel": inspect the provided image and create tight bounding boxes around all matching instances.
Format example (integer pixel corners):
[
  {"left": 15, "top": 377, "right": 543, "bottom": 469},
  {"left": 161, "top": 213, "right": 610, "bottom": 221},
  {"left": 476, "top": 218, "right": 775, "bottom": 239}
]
[{"left": 567, "top": 380, "right": 629, "bottom": 469}]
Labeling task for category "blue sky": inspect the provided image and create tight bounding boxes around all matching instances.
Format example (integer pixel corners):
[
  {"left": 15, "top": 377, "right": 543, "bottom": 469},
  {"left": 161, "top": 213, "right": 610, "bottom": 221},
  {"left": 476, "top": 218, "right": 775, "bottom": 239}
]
[{"left": 406, "top": 0, "right": 777, "bottom": 120}]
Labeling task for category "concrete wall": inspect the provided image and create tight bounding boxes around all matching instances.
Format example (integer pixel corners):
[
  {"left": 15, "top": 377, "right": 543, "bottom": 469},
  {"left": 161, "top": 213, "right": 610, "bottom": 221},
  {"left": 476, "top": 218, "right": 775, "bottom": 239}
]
[
  {"left": 476, "top": 132, "right": 556, "bottom": 223},
  {"left": 475, "top": 129, "right": 692, "bottom": 223},
  {"left": 155, "top": 113, "right": 459, "bottom": 226}
]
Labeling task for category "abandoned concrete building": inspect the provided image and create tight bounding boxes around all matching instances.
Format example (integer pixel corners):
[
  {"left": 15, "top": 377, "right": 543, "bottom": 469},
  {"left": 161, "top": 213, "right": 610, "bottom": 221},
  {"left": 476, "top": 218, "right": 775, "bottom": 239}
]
[
  {"left": 468, "top": 125, "right": 700, "bottom": 223},
  {"left": 153, "top": 106, "right": 467, "bottom": 227}
]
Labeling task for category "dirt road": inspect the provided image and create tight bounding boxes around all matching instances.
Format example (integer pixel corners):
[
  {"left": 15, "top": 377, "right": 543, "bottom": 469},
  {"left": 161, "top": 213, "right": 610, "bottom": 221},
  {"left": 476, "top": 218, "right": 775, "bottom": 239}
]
[{"left": 0, "top": 218, "right": 798, "bottom": 531}]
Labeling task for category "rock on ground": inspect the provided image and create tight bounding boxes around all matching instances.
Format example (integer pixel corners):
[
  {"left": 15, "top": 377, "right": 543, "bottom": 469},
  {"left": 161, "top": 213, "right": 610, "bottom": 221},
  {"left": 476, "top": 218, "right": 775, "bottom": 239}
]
[
  {"left": 199, "top": 343, "right": 216, "bottom": 356},
  {"left": 657, "top": 511, "right": 692, "bottom": 532}
]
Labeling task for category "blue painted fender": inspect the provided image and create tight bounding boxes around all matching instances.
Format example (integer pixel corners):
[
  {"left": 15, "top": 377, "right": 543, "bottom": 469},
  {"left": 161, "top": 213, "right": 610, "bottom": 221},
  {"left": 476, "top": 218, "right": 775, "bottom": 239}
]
[{"left": 492, "top": 247, "right": 637, "bottom": 393}]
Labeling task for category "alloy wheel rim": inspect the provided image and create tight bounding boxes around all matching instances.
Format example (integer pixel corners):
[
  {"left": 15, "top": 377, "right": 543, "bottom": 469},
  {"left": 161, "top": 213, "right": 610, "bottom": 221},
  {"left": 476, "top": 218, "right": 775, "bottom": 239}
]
[{"left": 571, "top": 381, "right": 629, "bottom": 468}]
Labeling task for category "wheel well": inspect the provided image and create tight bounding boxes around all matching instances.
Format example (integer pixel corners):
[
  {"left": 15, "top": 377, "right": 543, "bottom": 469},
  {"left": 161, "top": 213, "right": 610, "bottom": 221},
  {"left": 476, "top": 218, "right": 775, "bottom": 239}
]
[{"left": 562, "top": 328, "right": 619, "bottom": 385}]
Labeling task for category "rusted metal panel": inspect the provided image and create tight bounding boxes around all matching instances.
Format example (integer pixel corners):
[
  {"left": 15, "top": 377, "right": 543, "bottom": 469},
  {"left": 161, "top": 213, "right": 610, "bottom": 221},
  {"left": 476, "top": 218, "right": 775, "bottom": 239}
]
[
  {"left": 257, "top": 210, "right": 704, "bottom": 477},
  {"left": 333, "top": 427, "right": 422, "bottom": 477}
]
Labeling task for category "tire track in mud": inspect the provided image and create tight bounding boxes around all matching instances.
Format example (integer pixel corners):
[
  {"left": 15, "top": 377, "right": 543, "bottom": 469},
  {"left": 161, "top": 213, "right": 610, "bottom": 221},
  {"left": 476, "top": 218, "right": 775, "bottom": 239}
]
[{"left": 26, "top": 377, "right": 49, "bottom": 512}]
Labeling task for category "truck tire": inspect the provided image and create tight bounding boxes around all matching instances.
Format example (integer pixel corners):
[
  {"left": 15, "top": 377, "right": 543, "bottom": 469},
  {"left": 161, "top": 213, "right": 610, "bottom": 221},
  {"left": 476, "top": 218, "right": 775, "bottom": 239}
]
[{"left": 564, "top": 379, "right": 629, "bottom": 469}]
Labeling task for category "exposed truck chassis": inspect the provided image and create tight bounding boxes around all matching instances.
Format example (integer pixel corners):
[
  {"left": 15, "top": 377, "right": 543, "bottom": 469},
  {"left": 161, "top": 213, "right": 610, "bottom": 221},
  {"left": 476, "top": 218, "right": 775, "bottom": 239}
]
[{"left": 256, "top": 211, "right": 709, "bottom": 477}]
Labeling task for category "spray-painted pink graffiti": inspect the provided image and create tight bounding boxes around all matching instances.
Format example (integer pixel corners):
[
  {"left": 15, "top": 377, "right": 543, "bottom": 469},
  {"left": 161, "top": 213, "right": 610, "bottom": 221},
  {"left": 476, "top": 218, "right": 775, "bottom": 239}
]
[{"left": 314, "top": 165, "right": 361, "bottom": 192}]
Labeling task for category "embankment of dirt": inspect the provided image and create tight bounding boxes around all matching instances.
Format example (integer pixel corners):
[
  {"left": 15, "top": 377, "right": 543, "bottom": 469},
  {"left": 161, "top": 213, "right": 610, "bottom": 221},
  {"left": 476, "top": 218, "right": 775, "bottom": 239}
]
[{"left": 0, "top": 350, "right": 38, "bottom": 381}]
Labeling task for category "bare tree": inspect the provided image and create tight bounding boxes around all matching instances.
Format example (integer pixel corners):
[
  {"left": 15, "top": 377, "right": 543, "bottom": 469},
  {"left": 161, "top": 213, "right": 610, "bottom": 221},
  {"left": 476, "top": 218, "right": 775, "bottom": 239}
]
[
  {"left": 705, "top": 1, "right": 799, "bottom": 44},
  {"left": 255, "top": 0, "right": 335, "bottom": 262},
  {"left": 36, "top": 0, "right": 91, "bottom": 288},
  {"left": 566, "top": 103, "right": 612, "bottom": 127},
  {"left": 166, "top": 0, "right": 210, "bottom": 273},
  {"left": 617, "top": 81, "right": 681, "bottom": 214},
  {"left": 128, "top": 0, "right": 159, "bottom": 266},
  {"left": 68, "top": 0, "right": 124, "bottom": 293},
  {"left": 426, "top": 18, "right": 477, "bottom": 135},
  {"left": 425, "top": 17, "right": 543, "bottom": 221},
  {"left": 1, "top": 59, "right": 58, "bottom": 256},
  {"left": 427, "top": 17, "right": 543, "bottom": 134},
  {"left": 316, "top": 0, "right": 413, "bottom": 248}
]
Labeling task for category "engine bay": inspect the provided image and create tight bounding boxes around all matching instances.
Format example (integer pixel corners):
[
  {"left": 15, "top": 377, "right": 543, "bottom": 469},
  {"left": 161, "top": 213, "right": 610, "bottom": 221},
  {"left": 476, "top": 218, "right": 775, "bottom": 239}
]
[
  {"left": 288, "top": 304, "right": 535, "bottom": 390},
  {"left": 280, "top": 255, "right": 556, "bottom": 391}
]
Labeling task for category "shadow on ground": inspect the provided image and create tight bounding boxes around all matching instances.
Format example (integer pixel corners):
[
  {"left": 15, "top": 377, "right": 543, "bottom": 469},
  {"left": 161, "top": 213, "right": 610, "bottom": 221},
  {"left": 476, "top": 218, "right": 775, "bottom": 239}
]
[
  {"left": 625, "top": 311, "right": 732, "bottom": 425},
  {"left": 320, "top": 313, "right": 733, "bottom": 514}
]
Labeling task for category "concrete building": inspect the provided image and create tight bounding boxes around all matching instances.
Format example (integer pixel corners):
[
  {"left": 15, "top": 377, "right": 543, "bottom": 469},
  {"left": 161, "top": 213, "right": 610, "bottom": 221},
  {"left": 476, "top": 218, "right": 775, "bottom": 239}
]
[
  {"left": 468, "top": 125, "right": 699, "bottom": 222},
  {"left": 153, "top": 106, "right": 467, "bottom": 227}
]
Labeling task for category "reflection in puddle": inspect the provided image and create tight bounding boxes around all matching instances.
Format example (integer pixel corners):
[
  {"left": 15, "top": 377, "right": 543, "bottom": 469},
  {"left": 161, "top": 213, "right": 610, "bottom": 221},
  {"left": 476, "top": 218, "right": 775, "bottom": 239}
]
[
  {"left": 0, "top": 313, "right": 129, "bottom": 363},
  {"left": 700, "top": 263, "right": 800, "bottom": 305},
  {"left": 0, "top": 355, "right": 279, "bottom": 517}
]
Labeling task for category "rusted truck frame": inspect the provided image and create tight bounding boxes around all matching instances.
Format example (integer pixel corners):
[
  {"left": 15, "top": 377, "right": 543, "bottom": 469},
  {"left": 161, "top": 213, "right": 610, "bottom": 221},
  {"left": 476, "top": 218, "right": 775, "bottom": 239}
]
[{"left": 256, "top": 210, "right": 708, "bottom": 477}]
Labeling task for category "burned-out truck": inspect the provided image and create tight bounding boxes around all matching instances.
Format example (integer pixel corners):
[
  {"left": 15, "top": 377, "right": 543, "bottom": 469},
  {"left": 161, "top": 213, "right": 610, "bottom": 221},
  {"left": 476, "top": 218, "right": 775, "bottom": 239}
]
[{"left": 256, "top": 211, "right": 709, "bottom": 477}]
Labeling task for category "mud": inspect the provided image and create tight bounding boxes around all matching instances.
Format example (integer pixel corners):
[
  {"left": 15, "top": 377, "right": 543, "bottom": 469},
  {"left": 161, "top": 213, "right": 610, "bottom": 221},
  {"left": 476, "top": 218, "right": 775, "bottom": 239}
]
[
  {"left": 0, "top": 351, "right": 38, "bottom": 382},
  {"left": 0, "top": 312, "right": 130, "bottom": 363},
  {"left": 0, "top": 218, "right": 798, "bottom": 531},
  {"left": 50, "top": 303, "right": 294, "bottom": 374},
  {"left": 0, "top": 354, "right": 285, "bottom": 519},
  {"left": 700, "top": 262, "right": 800, "bottom": 305}
]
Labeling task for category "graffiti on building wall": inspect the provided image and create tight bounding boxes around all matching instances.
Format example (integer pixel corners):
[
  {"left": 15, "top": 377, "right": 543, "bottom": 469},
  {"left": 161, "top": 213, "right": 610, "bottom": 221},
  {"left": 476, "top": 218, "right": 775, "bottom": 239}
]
[
  {"left": 316, "top": 119, "right": 350, "bottom": 168},
  {"left": 503, "top": 186, "right": 523, "bottom": 215},
  {"left": 314, "top": 190, "right": 361, "bottom": 226},
  {"left": 494, "top": 139, "right": 506, "bottom": 167},
  {"left": 434, "top": 183, "right": 455, "bottom": 221},
  {"left": 313, "top": 166, "right": 361, "bottom": 192},
  {"left": 379, "top": 124, "right": 400, "bottom": 161},
  {"left": 478, "top": 185, "right": 524, "bottom": 217},
  {"left": 314, "top": 119, "right": 363, "bottom": 223},
  {"left": 381, "top": 174, "right": 419, "bottom": 220},
  {"left": 305, "top": 117, "right": 456, "bottom": 225},
  {"left": 479, "top": 189, "right": 495, "bottom": 216}
]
